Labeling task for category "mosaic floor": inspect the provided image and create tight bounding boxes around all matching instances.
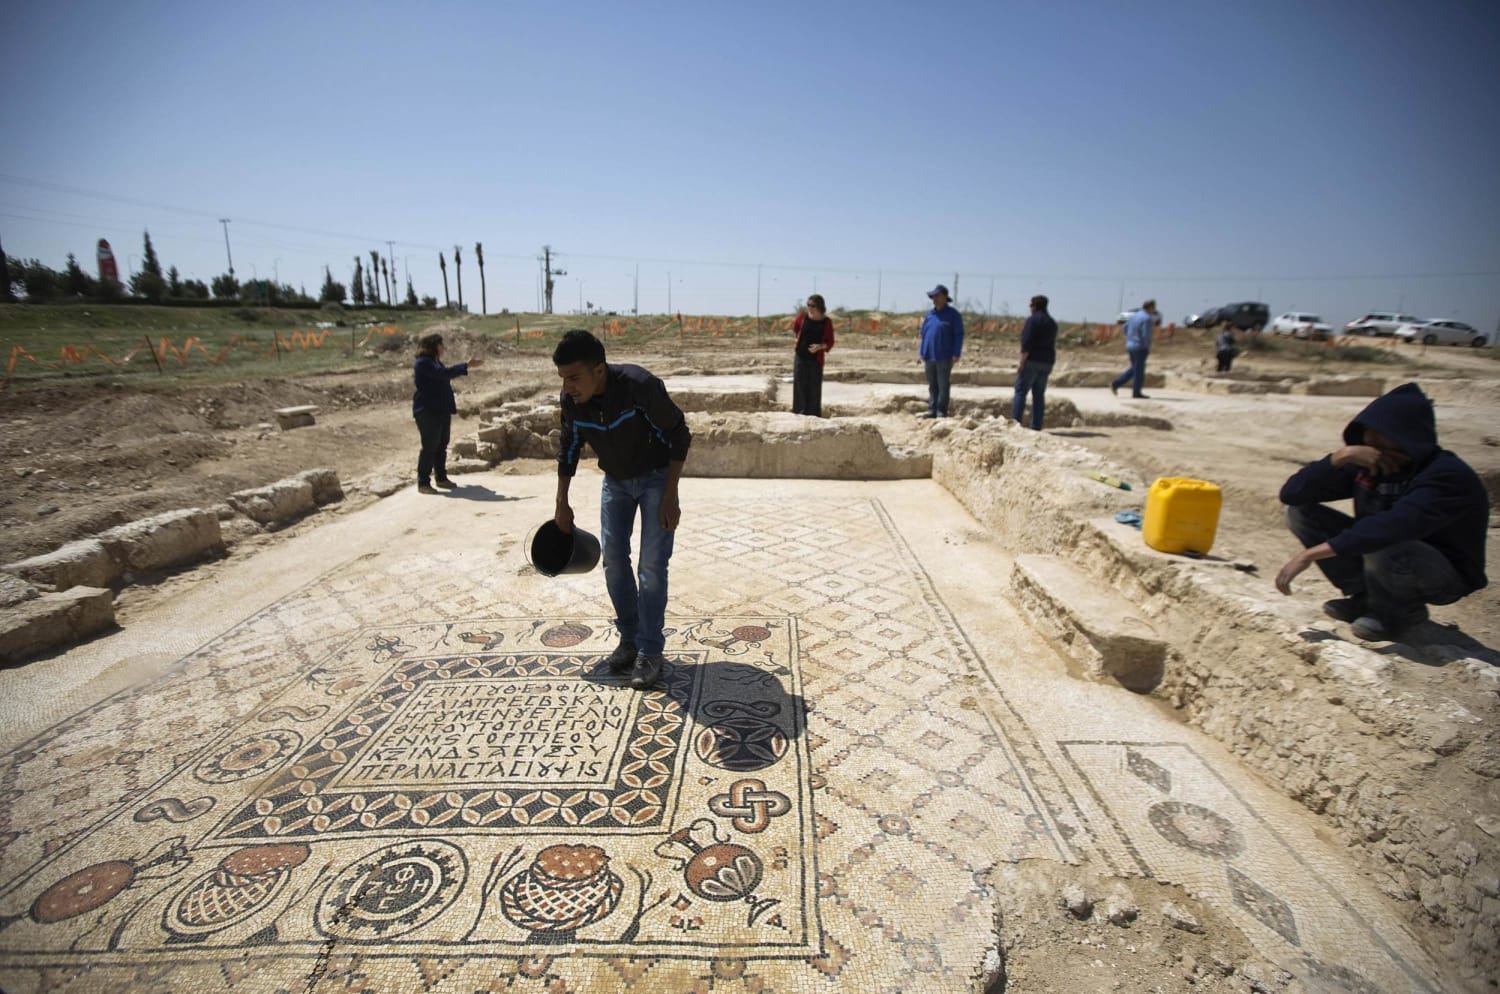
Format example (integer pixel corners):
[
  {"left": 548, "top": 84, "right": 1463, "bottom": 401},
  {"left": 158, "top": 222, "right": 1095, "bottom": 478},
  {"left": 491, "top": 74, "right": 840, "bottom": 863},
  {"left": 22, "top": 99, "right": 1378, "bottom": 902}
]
[{"left": 0, "top": 482, "right": 1449, "bottom": 992}]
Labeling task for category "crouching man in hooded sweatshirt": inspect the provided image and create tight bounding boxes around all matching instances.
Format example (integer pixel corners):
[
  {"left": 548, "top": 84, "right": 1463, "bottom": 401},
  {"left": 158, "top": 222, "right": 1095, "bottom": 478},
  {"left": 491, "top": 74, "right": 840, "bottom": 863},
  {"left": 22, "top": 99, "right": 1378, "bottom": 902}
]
[{"left": 1275, "top": 382, "right": 1489, "bottom": 642}]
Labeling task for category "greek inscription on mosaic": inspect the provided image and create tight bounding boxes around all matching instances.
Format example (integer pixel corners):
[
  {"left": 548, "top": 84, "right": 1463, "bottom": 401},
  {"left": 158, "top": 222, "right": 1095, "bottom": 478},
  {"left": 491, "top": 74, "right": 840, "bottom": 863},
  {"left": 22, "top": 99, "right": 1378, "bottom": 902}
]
[{"left": 329, "top": 680, "right": 636, "bottom": 790}]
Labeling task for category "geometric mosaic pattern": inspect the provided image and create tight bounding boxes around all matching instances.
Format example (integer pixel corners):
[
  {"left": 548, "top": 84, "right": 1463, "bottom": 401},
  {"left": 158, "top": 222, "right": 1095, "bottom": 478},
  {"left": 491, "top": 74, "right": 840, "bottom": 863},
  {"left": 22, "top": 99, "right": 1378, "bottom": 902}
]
[
  {"left": 1056, "top": 740, "right": 1443, "bottom": 994},
  {"left": 0, "top": 493, "right": 1452, "bottom": 992}
]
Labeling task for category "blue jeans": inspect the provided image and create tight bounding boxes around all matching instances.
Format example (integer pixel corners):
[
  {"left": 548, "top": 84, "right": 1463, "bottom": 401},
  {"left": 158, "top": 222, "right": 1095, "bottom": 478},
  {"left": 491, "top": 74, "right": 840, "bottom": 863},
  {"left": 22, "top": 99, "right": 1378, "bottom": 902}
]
[
  {"left": 1285, "top": 504, "right": 1467, "bottom": 618},
  {"left": 601, "top": 468, "right": 675, "bottom": 656},
  {"left": 1011, "top": 361, "right": 1054, "bottom": 430},
  {"left": 924, "top": 359, "right": 953, "bottom": 416},
  {"left": 1111, "top": 348, "right": 1149, "bottom": 396}
]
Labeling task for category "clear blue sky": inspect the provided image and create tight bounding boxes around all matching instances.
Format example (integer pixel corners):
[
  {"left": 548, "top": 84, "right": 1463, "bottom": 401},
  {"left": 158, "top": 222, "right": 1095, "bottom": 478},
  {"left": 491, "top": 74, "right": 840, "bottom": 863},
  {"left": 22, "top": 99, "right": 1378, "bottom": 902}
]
[{"left": 4, "top": 0, "right": 1498, "bottom": 328}]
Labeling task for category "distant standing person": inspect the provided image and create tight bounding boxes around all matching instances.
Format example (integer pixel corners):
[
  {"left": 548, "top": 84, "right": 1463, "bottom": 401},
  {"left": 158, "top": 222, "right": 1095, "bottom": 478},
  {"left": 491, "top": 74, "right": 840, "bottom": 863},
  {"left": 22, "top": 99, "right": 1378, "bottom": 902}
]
[
  {"left": 553, "top": 330, "right": 692, "bottom": 690},
  {"left": 1215, "top": 326, "right": 1237, "bottom": 373},
  {"left": 412, "top": 333, "right": 482, "bottom": 494},
  {"left": 919, "top": 284, "right": 964, "bottom": 418},
  {"left": 791, "top": 293, "right": 836, "bottom": 417},
  {"left": 1012, "top": 294, "right": 1058, "bottom": 430},
  {"left": 1110, "top": 299, "right": 1157, "bottom": 399}
]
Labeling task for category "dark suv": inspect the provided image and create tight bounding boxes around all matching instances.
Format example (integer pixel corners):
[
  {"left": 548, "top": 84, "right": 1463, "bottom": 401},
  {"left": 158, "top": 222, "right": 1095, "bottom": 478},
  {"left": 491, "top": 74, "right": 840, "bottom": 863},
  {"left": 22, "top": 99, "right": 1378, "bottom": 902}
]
[{"left": 1208, "top": 302, "right": 1269, "bottom": 331}]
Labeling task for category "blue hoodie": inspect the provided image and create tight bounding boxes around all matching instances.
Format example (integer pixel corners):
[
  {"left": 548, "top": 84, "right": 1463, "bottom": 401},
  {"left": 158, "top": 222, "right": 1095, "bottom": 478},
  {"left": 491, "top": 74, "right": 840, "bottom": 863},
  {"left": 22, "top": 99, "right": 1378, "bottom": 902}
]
[{"left": 1279, "top": 382, "right": 1489, "bottom": 593}]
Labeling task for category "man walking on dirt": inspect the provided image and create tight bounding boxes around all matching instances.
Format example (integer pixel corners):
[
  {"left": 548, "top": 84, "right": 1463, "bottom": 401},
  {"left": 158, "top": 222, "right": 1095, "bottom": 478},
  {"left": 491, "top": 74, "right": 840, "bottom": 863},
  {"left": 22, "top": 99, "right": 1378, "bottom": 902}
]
[
  {"left": 1110, "top": 299, "right": 1157, "bottom": 398},
  {"left": 1275, "top": 382, "right": 1489, "bottom": 642},
  {"left": 553, "top": 330, "right": 691, "bottom": 689},
  {"left": 919, "top": 284, "right": 964, "bottom": 418}
]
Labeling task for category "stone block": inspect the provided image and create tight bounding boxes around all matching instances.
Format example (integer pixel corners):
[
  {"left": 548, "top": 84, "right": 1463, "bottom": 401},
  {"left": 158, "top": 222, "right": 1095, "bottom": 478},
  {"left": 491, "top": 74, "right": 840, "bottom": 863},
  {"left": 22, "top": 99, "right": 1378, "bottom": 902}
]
[
  {"left": 294, "top": 468, "right": 344, "bottom": 505},
  {"left": 0, "top": 586, "right": 115, "bottom": 663},
  {"left": 686, "top": 413, "right": 930, "bottom": 480},
  {"left": 1010, "top": 554, "right": 1166, "bottom": 691},
  {"left": 3, "top": 538, "right": 118, "bottom": 591},
  {"left": 99, "top": 508, "right": 223, "bottom": 575},
  {"left": 0, "top": 573, "right": 39, "bottom": 609},
  {"left": 229, "top": 478, "right": 316, "bottom": 525},
  {"left": 275, "top": 405, "right": 318, "bottom": 430}
]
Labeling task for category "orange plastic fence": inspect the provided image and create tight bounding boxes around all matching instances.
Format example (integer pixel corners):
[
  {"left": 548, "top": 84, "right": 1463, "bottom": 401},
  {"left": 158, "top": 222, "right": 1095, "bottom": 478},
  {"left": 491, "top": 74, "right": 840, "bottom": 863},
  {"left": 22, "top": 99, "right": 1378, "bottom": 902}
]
[{"left": 1, "top": 324, "right": 400, "bottom": 389}]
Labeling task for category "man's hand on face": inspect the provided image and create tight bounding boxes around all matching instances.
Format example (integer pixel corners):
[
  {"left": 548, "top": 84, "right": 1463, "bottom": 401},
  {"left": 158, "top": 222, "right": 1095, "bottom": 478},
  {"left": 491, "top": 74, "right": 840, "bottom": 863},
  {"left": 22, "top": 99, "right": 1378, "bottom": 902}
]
[{"left": 1333, "top": 445, "right": 1404, "bottom": 475}]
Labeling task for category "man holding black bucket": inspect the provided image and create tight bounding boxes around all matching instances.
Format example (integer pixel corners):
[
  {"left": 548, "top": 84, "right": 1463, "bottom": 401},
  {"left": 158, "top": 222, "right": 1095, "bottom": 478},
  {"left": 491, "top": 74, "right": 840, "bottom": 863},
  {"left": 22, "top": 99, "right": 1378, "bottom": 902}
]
[{"left": 553, "top": 330, "right": 691, "bottom": 690}]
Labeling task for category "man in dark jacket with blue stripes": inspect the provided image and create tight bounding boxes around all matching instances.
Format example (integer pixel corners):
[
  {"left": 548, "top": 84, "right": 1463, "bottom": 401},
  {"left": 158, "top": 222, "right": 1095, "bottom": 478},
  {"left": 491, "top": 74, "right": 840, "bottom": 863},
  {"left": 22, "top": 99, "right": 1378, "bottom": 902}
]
[
  {"left": 1275, "top": 382, "right": 1489, "bottom": 641},
  {"left": 553, "top": 330, "right": 691, "bottom": 689}
]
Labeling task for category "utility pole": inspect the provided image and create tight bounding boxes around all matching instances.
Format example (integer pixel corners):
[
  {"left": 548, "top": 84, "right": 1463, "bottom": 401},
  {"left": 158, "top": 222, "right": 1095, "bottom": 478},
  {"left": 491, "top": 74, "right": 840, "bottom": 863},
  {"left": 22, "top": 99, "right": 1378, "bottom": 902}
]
[
  {"left": 755, "top": 263, "right": 762, "bottom": 335},
  {"left": 218, "top": 218, "right": 234, "bottom": 276},
  {"left": 952, "top": 272, "right": 959, "bottom": 303},
  {"left": 540, "top": 245, "right": 565, "bottom": 315},
  {"left": 386, "top": 241, "right": 397, "bottom": 305}
]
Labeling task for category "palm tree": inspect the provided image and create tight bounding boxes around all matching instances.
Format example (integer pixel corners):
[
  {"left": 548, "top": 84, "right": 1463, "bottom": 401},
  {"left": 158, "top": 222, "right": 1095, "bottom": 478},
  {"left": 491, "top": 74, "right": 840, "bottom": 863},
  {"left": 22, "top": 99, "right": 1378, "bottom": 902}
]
[
  {"left": 368, "top": 251, "right": 380, "bottom": 306},
  {"left": 351, "top": 256, "right": 364, "bottom": 306},
  {"left": 475, "top": 242, "right": 486, "bottom": 315},
  {"left": 454, "top": 245, "right": 464, "bottom": 312},
  {"left": 381, "top": 257, "right": 392, "bottom": 306},
  {"left": 439, "top": 252, "right": 450, "bottom": 309}
]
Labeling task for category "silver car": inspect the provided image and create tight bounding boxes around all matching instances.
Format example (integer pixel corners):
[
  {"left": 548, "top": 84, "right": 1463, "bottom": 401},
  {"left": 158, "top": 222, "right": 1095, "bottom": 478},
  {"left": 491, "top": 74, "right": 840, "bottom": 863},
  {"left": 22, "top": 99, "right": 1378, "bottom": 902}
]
[
  {"left": 1393, "top": 320, "right": 1490, "bottom": 347},
  {"left": 1344, "top": 311, "right": 1424, "bottom": 336}
]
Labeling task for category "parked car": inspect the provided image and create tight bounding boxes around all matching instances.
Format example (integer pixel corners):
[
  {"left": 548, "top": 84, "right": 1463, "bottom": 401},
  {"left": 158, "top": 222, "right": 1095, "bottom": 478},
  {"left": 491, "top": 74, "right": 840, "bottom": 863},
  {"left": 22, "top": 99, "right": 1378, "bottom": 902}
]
[
  {"left": 1207, "top": 302, "right": 1269, "bottom": 331},
  {"left": 1393, "top": 320, "right": 1490, "bottom": 347},
  {"left": 1343, "top": 312, "right": 1424, "bottom": 336},
  {"left": 1270, "top": 312, "right": 1334, "bottom": 340}
]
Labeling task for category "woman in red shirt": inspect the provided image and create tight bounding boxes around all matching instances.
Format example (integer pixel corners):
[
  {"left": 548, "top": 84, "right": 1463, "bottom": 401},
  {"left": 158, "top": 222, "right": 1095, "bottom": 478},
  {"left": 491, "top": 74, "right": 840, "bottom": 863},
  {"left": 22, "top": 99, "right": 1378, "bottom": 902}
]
[{"left": 791, "top": 294, "right": 836, "bottom": 417}]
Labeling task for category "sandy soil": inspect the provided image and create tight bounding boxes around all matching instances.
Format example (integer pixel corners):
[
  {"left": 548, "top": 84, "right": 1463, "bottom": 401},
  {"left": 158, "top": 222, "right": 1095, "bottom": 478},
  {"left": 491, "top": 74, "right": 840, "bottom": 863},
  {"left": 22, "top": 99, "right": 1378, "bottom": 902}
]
[{"left": 1, "top": 329, "right": 1496, "bottom": 991}]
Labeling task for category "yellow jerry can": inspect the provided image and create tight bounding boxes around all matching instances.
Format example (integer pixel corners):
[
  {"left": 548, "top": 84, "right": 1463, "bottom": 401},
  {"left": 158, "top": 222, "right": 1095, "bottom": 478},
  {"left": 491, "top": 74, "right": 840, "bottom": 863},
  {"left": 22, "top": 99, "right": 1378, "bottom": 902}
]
[{"left": 1142, "top": 477, "right": 1222, "bottom": 555}]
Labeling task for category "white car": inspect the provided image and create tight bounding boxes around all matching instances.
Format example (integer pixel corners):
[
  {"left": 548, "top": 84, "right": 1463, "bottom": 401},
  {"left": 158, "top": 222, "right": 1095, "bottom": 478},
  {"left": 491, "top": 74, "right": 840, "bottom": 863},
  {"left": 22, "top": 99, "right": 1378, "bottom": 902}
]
[
  {"left": 1344, "top": 311, "right": 1424, "bottom": 336},
  {"left": 1393, "top": 320, "right": 1490, "bottom": 347},
  {"left": 1270, "top": 312, "right": 1333, "bottom": 340}
]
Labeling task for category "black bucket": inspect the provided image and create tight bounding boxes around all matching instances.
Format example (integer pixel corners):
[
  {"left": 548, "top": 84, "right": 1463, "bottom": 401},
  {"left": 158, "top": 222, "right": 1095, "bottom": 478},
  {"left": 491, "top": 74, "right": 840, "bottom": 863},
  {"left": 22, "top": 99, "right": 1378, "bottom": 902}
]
[{"left": 527, "top": 520, "right": 602, "bottom": 577}]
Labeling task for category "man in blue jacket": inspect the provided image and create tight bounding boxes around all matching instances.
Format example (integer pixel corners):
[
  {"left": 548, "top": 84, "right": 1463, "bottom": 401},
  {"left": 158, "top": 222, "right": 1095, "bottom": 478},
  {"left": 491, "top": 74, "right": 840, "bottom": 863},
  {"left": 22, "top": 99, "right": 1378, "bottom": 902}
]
[
  {"left": 1275, "top": 382, "right": 1489, "bottom": 641},
  {"left": 1110, "top": 300, "right": 1157, "bottom": 398},
  {"left": 918, "top": 284, "right": 964, "bottom": 418},
  {"left": 554, "top": 330, "right": 691, "bottom": 690}
]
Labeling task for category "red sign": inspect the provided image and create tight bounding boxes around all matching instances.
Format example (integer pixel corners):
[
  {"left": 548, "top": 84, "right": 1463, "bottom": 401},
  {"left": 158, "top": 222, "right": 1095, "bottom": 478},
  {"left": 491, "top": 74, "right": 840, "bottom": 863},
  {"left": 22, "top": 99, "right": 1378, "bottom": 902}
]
[{"left": 97, "top": 239, "right": 119, "bottom": 285}]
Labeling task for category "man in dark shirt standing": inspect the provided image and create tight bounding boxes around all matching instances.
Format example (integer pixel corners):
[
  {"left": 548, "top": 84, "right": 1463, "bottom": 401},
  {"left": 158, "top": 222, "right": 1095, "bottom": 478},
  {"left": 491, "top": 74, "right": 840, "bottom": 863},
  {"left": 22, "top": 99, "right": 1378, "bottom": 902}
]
[
  {"left": 1011, "top": 295, "right": 1058, "bottom": 430},
  {"left": 554, "top": 330, "right": 691, "bottom": 689}
]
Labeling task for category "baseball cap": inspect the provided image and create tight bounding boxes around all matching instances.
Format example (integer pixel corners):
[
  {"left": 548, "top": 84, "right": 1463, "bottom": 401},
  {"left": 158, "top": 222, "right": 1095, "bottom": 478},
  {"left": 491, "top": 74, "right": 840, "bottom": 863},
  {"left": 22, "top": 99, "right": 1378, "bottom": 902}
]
[{"left": 927, "top": 285, "right": 950, "bottom": 299}]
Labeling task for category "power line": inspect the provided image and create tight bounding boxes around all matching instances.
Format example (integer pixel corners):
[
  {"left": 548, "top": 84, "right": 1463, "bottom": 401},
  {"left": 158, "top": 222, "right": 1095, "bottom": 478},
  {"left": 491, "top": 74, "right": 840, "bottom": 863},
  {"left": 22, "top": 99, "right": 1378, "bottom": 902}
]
[{"left": 3, "top": 173, "right": 1496, "bottom": 285}]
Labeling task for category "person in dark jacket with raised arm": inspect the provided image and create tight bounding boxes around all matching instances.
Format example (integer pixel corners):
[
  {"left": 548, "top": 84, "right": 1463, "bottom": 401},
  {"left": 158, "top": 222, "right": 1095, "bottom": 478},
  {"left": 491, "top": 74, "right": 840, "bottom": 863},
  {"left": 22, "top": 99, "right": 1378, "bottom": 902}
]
[
  {"left": 1275, "top": 382, "right": 1489, "bottom": 641},
  {"left": 1012, "top": 294, "right": 1058, "bottom": 430},
  {"left": 412, "top": 333, "right": 482, "bottom": 494},
  {"left": 553, "top": 330, "right": 691, "bottom": 690}
]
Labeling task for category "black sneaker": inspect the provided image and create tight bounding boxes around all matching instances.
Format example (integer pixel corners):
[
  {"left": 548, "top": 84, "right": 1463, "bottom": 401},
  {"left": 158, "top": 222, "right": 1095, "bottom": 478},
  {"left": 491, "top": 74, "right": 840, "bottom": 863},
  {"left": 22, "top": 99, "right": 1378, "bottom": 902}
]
[
  {"left": 434, "top": 478, "right": 458, "bottom": 489},
  {"left": 1322, "top": 596, "right": 1367, "bottom": 623},
  {"left": 416, "top": 483, "right": 438, "bottom": 494},
  {"left": 605, "top": 641, "right": 638, "bottom": 674},
  {"left": 1351, "top": 605, "right": 1428, "bottom": 642},
  {"left": 1110, "top": 382, "right": 1119, "bottom": 396},
  {"left": 630, "top": 653, "right": 664, "bottom": 690}
]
